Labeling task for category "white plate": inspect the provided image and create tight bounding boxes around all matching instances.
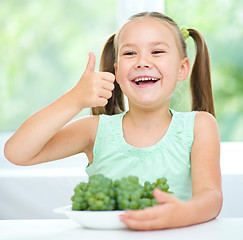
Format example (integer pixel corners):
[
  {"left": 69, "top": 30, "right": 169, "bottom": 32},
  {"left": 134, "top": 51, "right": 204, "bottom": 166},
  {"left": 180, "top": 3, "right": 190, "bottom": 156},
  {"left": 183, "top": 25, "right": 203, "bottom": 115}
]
[{"left": 54, "top": 206, "right": 126, "bottom": 229}]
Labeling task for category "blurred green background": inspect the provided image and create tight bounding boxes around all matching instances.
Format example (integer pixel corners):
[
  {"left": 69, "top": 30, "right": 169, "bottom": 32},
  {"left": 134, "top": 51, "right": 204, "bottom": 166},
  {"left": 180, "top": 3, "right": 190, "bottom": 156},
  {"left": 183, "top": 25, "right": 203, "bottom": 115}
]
[{"left": 1, "top": 0, "right": 242, "bottom": 141}]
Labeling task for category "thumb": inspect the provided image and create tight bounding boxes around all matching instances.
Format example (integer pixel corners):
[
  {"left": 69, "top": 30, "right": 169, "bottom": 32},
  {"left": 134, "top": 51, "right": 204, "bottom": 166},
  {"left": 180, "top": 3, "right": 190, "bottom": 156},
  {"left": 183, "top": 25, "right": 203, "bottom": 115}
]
[
  {"left": 85, "top": 52, "right": 96, "bottom": 72},
  {"left": 153, "top": 188, "right": 174, "bottom": 204}
]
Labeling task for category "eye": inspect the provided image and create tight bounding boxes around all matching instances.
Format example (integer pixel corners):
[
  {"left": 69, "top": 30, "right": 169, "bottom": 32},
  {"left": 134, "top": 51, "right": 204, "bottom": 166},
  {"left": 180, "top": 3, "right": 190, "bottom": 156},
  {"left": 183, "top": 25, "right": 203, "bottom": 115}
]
[
  {"left": 152, "top": 50, "right": 166, "bottom": 54},
  {"left": 123, "top": 51, "right": 136, "bottom": 56}
]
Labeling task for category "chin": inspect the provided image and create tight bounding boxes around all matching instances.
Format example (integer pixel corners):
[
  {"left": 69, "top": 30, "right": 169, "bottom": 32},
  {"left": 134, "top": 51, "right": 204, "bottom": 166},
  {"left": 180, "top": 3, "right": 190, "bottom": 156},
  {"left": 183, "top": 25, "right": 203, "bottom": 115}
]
[{"left": 135, "top": 100, "right": 163, "bottom": 110}]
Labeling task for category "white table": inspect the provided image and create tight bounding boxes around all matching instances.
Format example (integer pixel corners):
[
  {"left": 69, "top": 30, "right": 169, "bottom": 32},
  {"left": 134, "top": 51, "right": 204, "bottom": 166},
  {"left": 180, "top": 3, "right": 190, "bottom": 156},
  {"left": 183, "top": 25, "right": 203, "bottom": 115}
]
[{"left": 0, "top": 218, "right": 243, "bottom": 240}]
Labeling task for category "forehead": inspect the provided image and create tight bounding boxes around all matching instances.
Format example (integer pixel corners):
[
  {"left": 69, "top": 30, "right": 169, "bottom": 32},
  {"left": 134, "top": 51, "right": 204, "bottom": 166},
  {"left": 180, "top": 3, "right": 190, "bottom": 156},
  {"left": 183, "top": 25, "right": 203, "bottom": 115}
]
[{"left": 117, "top": 17, "right": 177, "bottom": 47}]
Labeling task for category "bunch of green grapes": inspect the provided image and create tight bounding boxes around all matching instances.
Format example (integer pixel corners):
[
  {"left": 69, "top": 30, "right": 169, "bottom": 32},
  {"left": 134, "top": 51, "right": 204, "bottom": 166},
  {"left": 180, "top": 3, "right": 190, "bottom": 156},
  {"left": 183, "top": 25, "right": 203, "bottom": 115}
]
[
  {"left": 71, "top": 174, "right": 172, "bottom": 211},
  {"left": 72, "top": 174, "right": 116, "bottom": 211},
  {"left": 143, "top": 177, "right": 171, "bottom": 198},
  {"left": 139, "top": 177, "right": 172, "bottom": 209},
  {"left": 113, "top": 176, "right": 144, "bottom": 210}
]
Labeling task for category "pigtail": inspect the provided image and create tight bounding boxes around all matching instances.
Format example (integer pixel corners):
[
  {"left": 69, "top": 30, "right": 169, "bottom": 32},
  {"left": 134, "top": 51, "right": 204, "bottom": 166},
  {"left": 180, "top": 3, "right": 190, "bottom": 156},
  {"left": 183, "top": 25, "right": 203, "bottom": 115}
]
[
  {"left": 188, "top": 29, "right": 216, "bottom": 117},
  {"left": 91, "top": 34, "right": 125, "bottom": 115}
]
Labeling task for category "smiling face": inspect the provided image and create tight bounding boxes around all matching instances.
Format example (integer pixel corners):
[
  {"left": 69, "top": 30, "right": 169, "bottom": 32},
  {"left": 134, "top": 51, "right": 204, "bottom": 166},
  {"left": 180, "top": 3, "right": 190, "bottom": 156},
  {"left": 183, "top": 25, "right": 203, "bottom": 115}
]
[{"left": 114, "top": 17, "right": 189, "bottom": 111}]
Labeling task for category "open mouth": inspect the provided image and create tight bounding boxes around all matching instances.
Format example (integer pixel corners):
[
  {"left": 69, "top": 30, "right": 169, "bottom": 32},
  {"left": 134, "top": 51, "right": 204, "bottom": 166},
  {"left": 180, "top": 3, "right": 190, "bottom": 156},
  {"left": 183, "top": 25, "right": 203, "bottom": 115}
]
[{"left": 132, "top": 77, "right": 160, "bottom": 86}]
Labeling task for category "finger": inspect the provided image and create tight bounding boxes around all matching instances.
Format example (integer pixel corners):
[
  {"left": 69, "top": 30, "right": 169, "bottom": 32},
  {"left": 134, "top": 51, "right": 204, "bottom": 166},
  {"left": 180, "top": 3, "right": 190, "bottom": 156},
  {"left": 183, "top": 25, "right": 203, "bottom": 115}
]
[
  {"left": 121, "top": 216, "right": 163, "bottom": 231},
  {"left": 95, "top": 97, "right": 108, "bottom": 107},
  {"left": 100, "top": 72, "right": 116, "bottom": 82},
  {"left": 98, "top": 88, "right": 113, "bottom": 100},
  {"left": 85, "top": 52, "right": 96, "bottom": 72},
  {"left": 122, "top": 207, "right": 159, "bottom": 221},
  {"left": 102, "top": 80, "right": 115, "bottom": 92},
  {"left": 153, "top": 188, "right": 175, "bottom": 204}
]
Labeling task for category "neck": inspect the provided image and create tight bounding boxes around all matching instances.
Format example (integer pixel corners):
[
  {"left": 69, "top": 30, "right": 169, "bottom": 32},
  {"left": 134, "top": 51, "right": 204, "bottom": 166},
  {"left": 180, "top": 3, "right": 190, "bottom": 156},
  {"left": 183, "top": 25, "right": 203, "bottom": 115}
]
[
  {"left": 124, "top": 103, "right": 172, "bottom": 129},
  {"left": 122, "top": 103, "right": 173, "bottom": 148}
]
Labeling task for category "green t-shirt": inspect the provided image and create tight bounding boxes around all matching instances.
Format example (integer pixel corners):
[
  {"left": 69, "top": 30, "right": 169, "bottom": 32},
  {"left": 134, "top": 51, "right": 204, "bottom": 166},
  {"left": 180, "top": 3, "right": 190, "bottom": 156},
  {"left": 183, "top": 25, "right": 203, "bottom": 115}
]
[{"left": 86, "top": 109, "right": 197, "bottom": 201}]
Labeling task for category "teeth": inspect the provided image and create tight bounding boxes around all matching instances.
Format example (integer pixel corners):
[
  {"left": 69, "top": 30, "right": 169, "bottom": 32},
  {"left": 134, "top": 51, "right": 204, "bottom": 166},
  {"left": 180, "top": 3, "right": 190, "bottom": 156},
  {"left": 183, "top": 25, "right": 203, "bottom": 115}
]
[{"left": 134, "top": 77, "right": 159, "bottom": 82}]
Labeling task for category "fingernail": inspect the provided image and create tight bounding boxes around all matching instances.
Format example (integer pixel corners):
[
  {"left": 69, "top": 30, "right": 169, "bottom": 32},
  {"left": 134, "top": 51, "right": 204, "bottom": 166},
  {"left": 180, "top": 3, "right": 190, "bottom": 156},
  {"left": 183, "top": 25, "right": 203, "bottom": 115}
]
[
  {"left": 154, "top": 188, "right": 161, "bottom": 195},
  {"left": 124, "top": 211, "right": 131, "bottom": 217}
]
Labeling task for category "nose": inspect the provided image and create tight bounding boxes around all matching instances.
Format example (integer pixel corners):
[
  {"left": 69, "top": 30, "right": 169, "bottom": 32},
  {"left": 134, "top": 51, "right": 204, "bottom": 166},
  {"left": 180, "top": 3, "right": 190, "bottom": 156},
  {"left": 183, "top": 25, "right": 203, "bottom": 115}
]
[{"left": 135, "top": 55, "right": 152, "bottom": 69}]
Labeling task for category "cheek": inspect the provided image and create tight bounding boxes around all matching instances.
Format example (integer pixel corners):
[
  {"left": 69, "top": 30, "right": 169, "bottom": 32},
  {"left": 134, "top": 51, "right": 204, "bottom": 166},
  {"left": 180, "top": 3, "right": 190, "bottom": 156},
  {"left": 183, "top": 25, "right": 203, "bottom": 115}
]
[
  {"left": 158, "top": 59, "right": 181, "bottom": 78},
  {"left": 115, "top": 62, "right": 128, "bottom": 83}
]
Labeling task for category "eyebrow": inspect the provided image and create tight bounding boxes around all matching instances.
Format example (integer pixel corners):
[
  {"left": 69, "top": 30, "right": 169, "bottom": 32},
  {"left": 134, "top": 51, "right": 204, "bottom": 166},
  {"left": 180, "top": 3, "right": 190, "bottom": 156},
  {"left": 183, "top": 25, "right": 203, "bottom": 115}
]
[{"left": 120, "top": 41, "right": 170, "bottom": 49}]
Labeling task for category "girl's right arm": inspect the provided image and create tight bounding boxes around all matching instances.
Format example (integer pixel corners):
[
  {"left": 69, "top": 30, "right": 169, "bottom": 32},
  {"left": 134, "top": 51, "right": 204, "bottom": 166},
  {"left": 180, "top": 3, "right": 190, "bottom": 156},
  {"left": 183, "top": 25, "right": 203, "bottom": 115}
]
[{"left": 4, "top": 52, "right": 115, "bottom": 166}]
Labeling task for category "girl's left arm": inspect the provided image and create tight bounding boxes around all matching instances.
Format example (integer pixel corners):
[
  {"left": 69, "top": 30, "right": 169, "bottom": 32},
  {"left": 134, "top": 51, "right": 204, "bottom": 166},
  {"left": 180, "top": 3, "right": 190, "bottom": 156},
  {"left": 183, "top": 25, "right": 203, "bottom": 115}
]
[{"left": 120, "top": 111, "right": 223, "bottom": 230}]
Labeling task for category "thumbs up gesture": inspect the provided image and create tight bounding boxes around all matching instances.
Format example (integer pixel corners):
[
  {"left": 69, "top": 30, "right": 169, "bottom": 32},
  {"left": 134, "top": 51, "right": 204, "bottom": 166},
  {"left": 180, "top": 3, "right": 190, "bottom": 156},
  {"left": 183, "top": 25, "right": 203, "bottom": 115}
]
[{"left": 71, "top": 52, "right": 115, "bottom": 109}]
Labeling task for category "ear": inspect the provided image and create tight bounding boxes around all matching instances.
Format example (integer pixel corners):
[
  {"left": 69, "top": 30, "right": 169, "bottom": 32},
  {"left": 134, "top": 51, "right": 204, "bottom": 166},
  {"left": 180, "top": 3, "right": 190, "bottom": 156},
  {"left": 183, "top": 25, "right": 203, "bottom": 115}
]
[
  {"left": 114, "top": 62, "right": 119, "bottom": 84},
  {"left": 178, "top": 57, "right": 190, "bottom": 82}
]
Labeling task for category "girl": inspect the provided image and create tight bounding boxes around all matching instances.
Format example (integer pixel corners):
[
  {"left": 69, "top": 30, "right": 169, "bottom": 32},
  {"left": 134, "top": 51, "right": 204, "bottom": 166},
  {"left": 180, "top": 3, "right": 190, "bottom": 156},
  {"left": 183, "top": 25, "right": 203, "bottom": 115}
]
[{"left": 4, "top": 12, "right": 222, "bottom": 230}]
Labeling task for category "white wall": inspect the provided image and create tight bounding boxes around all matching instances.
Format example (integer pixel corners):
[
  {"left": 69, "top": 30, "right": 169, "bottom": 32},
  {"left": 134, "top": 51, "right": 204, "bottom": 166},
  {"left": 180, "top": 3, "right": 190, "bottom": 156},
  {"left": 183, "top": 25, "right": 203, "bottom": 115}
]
[{"left": 116, "top": 0, "right": 165, "bottom": 27}]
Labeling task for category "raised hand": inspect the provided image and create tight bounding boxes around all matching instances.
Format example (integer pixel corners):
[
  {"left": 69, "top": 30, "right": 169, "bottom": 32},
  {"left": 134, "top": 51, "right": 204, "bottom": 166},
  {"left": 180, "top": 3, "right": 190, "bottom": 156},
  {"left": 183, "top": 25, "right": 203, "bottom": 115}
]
[{"left": 71, "top": 52, "right": 115, "bottom": 109}]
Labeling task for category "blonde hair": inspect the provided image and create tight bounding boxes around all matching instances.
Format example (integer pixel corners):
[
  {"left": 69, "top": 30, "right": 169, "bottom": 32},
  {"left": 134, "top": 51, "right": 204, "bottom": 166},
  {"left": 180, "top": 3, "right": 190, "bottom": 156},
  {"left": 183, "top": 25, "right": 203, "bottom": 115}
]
[{"left": 92, "top": 12, "right": 215, "bottom": 117}]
